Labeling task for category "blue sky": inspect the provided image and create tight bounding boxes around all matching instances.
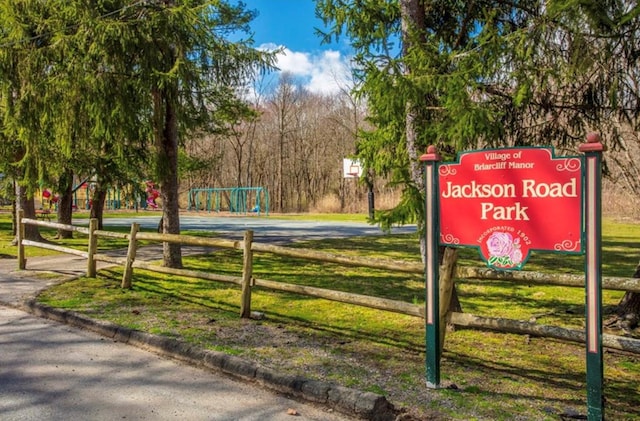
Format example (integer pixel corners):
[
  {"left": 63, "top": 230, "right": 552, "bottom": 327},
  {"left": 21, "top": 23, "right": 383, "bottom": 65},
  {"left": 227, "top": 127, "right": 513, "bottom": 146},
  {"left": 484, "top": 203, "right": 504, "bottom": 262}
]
[{"left": 241, "top": 0, "right": 353, "bottom": 95}]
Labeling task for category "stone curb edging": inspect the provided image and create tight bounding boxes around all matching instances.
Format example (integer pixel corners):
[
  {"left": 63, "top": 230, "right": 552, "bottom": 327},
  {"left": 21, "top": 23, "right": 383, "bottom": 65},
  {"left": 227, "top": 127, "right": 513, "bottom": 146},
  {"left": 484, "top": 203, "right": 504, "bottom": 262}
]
[{"left": 21, "top": 299, "right": 398, "bottom": 421}]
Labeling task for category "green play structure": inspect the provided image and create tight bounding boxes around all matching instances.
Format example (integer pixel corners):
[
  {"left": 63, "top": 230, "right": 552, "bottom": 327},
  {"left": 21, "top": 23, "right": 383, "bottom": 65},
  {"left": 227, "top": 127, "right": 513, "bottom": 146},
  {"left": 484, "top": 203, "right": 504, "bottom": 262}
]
[
  {"left": 72, "top": 184, "right": 129, "bottom": 210},
  {"left": 72, "top": 182, "right": 151, "bottom": 211},
  {"left": 187, "top": 187, "right": 269, "bottom": 215}
]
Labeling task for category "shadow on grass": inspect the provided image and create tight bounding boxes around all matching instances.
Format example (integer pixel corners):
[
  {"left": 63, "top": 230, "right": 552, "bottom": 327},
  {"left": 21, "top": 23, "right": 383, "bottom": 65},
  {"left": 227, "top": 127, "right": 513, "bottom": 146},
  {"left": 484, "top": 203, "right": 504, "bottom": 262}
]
[
  {"left": 443, "top": 345, "right": 640, "bottom": 417},
  {"left": 97, "top": 268, "right": 426, "bottom": 353}
]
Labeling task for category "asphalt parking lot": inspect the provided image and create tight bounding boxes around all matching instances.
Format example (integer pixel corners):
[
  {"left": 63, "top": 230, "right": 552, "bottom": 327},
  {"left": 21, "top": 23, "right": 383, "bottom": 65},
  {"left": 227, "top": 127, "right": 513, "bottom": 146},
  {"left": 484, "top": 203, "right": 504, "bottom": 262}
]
[{"left": 82, "top": 214, "right": 417, "bottom": 243}]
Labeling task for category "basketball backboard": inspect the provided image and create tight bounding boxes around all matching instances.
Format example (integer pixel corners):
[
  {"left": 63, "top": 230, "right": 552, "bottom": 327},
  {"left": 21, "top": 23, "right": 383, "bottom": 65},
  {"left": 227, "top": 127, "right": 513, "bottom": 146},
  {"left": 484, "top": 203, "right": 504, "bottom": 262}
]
[{"left": 343, "top": 158, "right": 363, "bottom": 178}]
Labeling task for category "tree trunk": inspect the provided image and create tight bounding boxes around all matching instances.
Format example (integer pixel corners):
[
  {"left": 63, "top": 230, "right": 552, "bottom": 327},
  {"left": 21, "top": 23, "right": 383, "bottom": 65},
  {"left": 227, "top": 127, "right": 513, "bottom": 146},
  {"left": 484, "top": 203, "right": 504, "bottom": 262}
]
[
  {"left": 399, "top": 0, "right": 427, "bottom": 189},
  {"left": 401, "top": 0, "right": 427, "bottom": 261},
  {"left": 89, "top": 186, "right": 107, "bottom": 230},
  {"left": 612, "top": 263, "right": 640, "bottom": 332},
  {"left": 56, "top": 170, "right": 74, "bottom": 239},
  {"left": 616, "top": 292, "right": 640, "bottom": 327},
  {"left": 11, "top": 199, "right": 16, "bottom": 236},
  {"left": 14, "top": 181, "right": 44, "bottom": 242},
  {"left": 400, "top": 0, "right": 462, "bottom": 315},
  {"left": 439, "top": 245, "right": 462, "bottom": 314},
  {"left": 153, "top": 84, "right": 182, "bottom": 269},
  {"left": 278, "top": 130, "right": 284, "bottom": 213}
]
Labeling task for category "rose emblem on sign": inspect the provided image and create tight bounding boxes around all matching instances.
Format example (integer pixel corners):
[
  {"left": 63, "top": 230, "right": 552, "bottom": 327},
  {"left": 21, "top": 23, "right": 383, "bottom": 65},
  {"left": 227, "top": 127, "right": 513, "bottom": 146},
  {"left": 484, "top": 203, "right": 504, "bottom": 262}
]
[{"left": 485, "top": 231, "right": 524, "bottom": 269}]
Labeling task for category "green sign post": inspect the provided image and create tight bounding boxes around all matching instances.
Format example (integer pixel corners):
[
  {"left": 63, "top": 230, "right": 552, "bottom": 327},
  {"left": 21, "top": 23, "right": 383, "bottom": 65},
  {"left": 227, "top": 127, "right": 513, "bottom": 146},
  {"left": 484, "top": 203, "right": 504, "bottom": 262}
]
[
  {"left": 421, "top": 145, "right": 441, "bottom": 388},
  {"left": 580, "top": 134, "right": 605, "bottom": 420},
  {"left": 421, "top": 133, "right": 605, "bottom": 419}
]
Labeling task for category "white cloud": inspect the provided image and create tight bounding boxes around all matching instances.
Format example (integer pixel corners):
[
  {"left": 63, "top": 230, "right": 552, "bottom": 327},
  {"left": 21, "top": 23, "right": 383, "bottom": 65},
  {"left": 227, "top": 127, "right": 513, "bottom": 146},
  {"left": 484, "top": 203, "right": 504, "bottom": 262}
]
[
  {"left": 275, "top": 47, "right": 314, "bottom": 76},
  {"left": 257, "top": 43, "right": 353, "bottom": 96},
  {"left": 306, "top": 50, "right": 351, "bottom": 95}
]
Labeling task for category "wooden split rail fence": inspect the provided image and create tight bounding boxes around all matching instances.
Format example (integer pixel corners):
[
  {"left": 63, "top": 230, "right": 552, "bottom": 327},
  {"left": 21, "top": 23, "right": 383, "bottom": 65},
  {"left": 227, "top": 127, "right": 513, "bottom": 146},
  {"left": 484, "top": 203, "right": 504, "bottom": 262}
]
[{"left": 16, "top": 212, "right": 640, "bottom": 355}]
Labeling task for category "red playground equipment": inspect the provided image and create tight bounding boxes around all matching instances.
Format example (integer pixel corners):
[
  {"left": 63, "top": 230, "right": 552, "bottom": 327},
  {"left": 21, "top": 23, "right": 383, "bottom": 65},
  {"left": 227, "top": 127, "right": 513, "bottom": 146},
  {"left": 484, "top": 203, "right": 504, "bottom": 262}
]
[{"left": 145, "top": 181, "right": 160, "bottom": 209}]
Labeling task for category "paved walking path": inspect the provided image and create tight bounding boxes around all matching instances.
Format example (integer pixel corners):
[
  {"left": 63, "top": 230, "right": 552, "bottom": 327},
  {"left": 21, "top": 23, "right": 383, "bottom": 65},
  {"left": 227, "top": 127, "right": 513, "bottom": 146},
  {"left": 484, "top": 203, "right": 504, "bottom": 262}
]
[
  {"left": 0, "top": 247, "right": 396, "bottom": 421},
  {"left": 0, "top": 306, "right": 350, "bottom": 421}
]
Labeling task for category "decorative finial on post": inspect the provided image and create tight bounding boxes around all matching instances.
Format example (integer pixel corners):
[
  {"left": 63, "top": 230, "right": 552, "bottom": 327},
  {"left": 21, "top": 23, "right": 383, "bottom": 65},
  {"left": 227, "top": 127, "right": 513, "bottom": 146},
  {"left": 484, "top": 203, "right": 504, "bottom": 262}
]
[
  {"left": 420, "top": 145, "right": 441, "bottom": 162},
  {"left": 579, "top": 132, "right": 606, "bottom": 153}
]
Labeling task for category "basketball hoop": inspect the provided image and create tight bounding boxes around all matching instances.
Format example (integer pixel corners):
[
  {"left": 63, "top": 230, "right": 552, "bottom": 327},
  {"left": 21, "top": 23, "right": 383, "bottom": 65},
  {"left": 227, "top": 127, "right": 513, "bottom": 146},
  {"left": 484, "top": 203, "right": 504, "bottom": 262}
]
[{"left": 343, "top": 158, "right": 363, "bottom": 178}]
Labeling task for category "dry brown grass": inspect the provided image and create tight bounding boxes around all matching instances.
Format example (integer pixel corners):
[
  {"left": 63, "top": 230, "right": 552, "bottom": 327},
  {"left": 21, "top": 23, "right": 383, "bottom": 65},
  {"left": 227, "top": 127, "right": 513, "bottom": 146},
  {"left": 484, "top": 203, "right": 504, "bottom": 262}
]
[
  {"left": 310, "top": 188, "right": 402, "bottom": 214},
  {"left": 602, "top": 181, "right": 640, "bottom": 222},
  {"left": 309, "top": 193, "right": 344, "bottom": 213}
]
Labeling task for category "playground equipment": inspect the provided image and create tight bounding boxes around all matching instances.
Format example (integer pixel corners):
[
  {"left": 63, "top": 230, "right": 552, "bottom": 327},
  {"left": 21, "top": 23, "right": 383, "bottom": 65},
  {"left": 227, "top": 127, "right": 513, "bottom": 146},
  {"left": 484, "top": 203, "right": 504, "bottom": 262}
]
[
  {"left": 145, "top": 181, "right": 160, "bottom": 209},
  {"left": 187, "top": 187, "right": 269, "bottom": 215},
  {"left": 73, "top": 184, "right": 127, "bottom": 210},
  {"left": 106, "top": 188, "right": 122, "bottom": 210},
  {"left": 72, "top": 181, "right": 157, "bottom": 211}
]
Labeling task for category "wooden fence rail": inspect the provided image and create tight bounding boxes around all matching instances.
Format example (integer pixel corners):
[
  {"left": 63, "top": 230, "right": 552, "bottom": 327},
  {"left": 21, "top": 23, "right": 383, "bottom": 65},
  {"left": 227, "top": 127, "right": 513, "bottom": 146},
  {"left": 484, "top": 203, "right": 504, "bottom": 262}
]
[{"left": 16, "top": 213, "right": 640, "bottom": 355}]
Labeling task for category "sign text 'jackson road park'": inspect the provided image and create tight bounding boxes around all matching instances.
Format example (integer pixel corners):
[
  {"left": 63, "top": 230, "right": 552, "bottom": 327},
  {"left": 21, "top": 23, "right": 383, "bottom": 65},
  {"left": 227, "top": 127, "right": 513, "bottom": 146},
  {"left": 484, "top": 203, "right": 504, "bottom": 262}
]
[{"left": 438, "top": 147, "right": 583, "bottom": 269}]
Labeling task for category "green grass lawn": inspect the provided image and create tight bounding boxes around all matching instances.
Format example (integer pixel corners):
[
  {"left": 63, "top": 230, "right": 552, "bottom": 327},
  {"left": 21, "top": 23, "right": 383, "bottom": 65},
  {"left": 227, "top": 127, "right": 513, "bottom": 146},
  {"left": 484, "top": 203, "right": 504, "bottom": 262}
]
[{"left": 2, "top": 210, "right": 639, "bottom": 420}]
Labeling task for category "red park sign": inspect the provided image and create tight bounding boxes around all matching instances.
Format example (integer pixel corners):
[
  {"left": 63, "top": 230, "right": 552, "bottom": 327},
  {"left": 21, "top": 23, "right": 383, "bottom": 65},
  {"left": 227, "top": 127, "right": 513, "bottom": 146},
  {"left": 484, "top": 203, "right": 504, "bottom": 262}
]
[{"left": 438, "top": 147, "right": 583, "bottom": 269}]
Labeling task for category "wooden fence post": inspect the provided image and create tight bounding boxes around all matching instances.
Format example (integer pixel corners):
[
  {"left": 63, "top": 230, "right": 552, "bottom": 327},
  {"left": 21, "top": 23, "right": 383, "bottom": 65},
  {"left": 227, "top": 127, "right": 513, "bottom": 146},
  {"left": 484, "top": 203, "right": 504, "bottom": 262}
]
[
  {"left": 240, "top": 230, "right": 254, "bottom": 318},
  {"left": 17, "top": 210, "right": 26, "bottom": 270},
  {"left": 87, "top": 218, "right": 99, "bottom": 277},
  {"left": 439, "top": 247, "right": 458, "bottom": 353},
  {"left": 121, "top": 223, "right": 140, "bottom": 289}
]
